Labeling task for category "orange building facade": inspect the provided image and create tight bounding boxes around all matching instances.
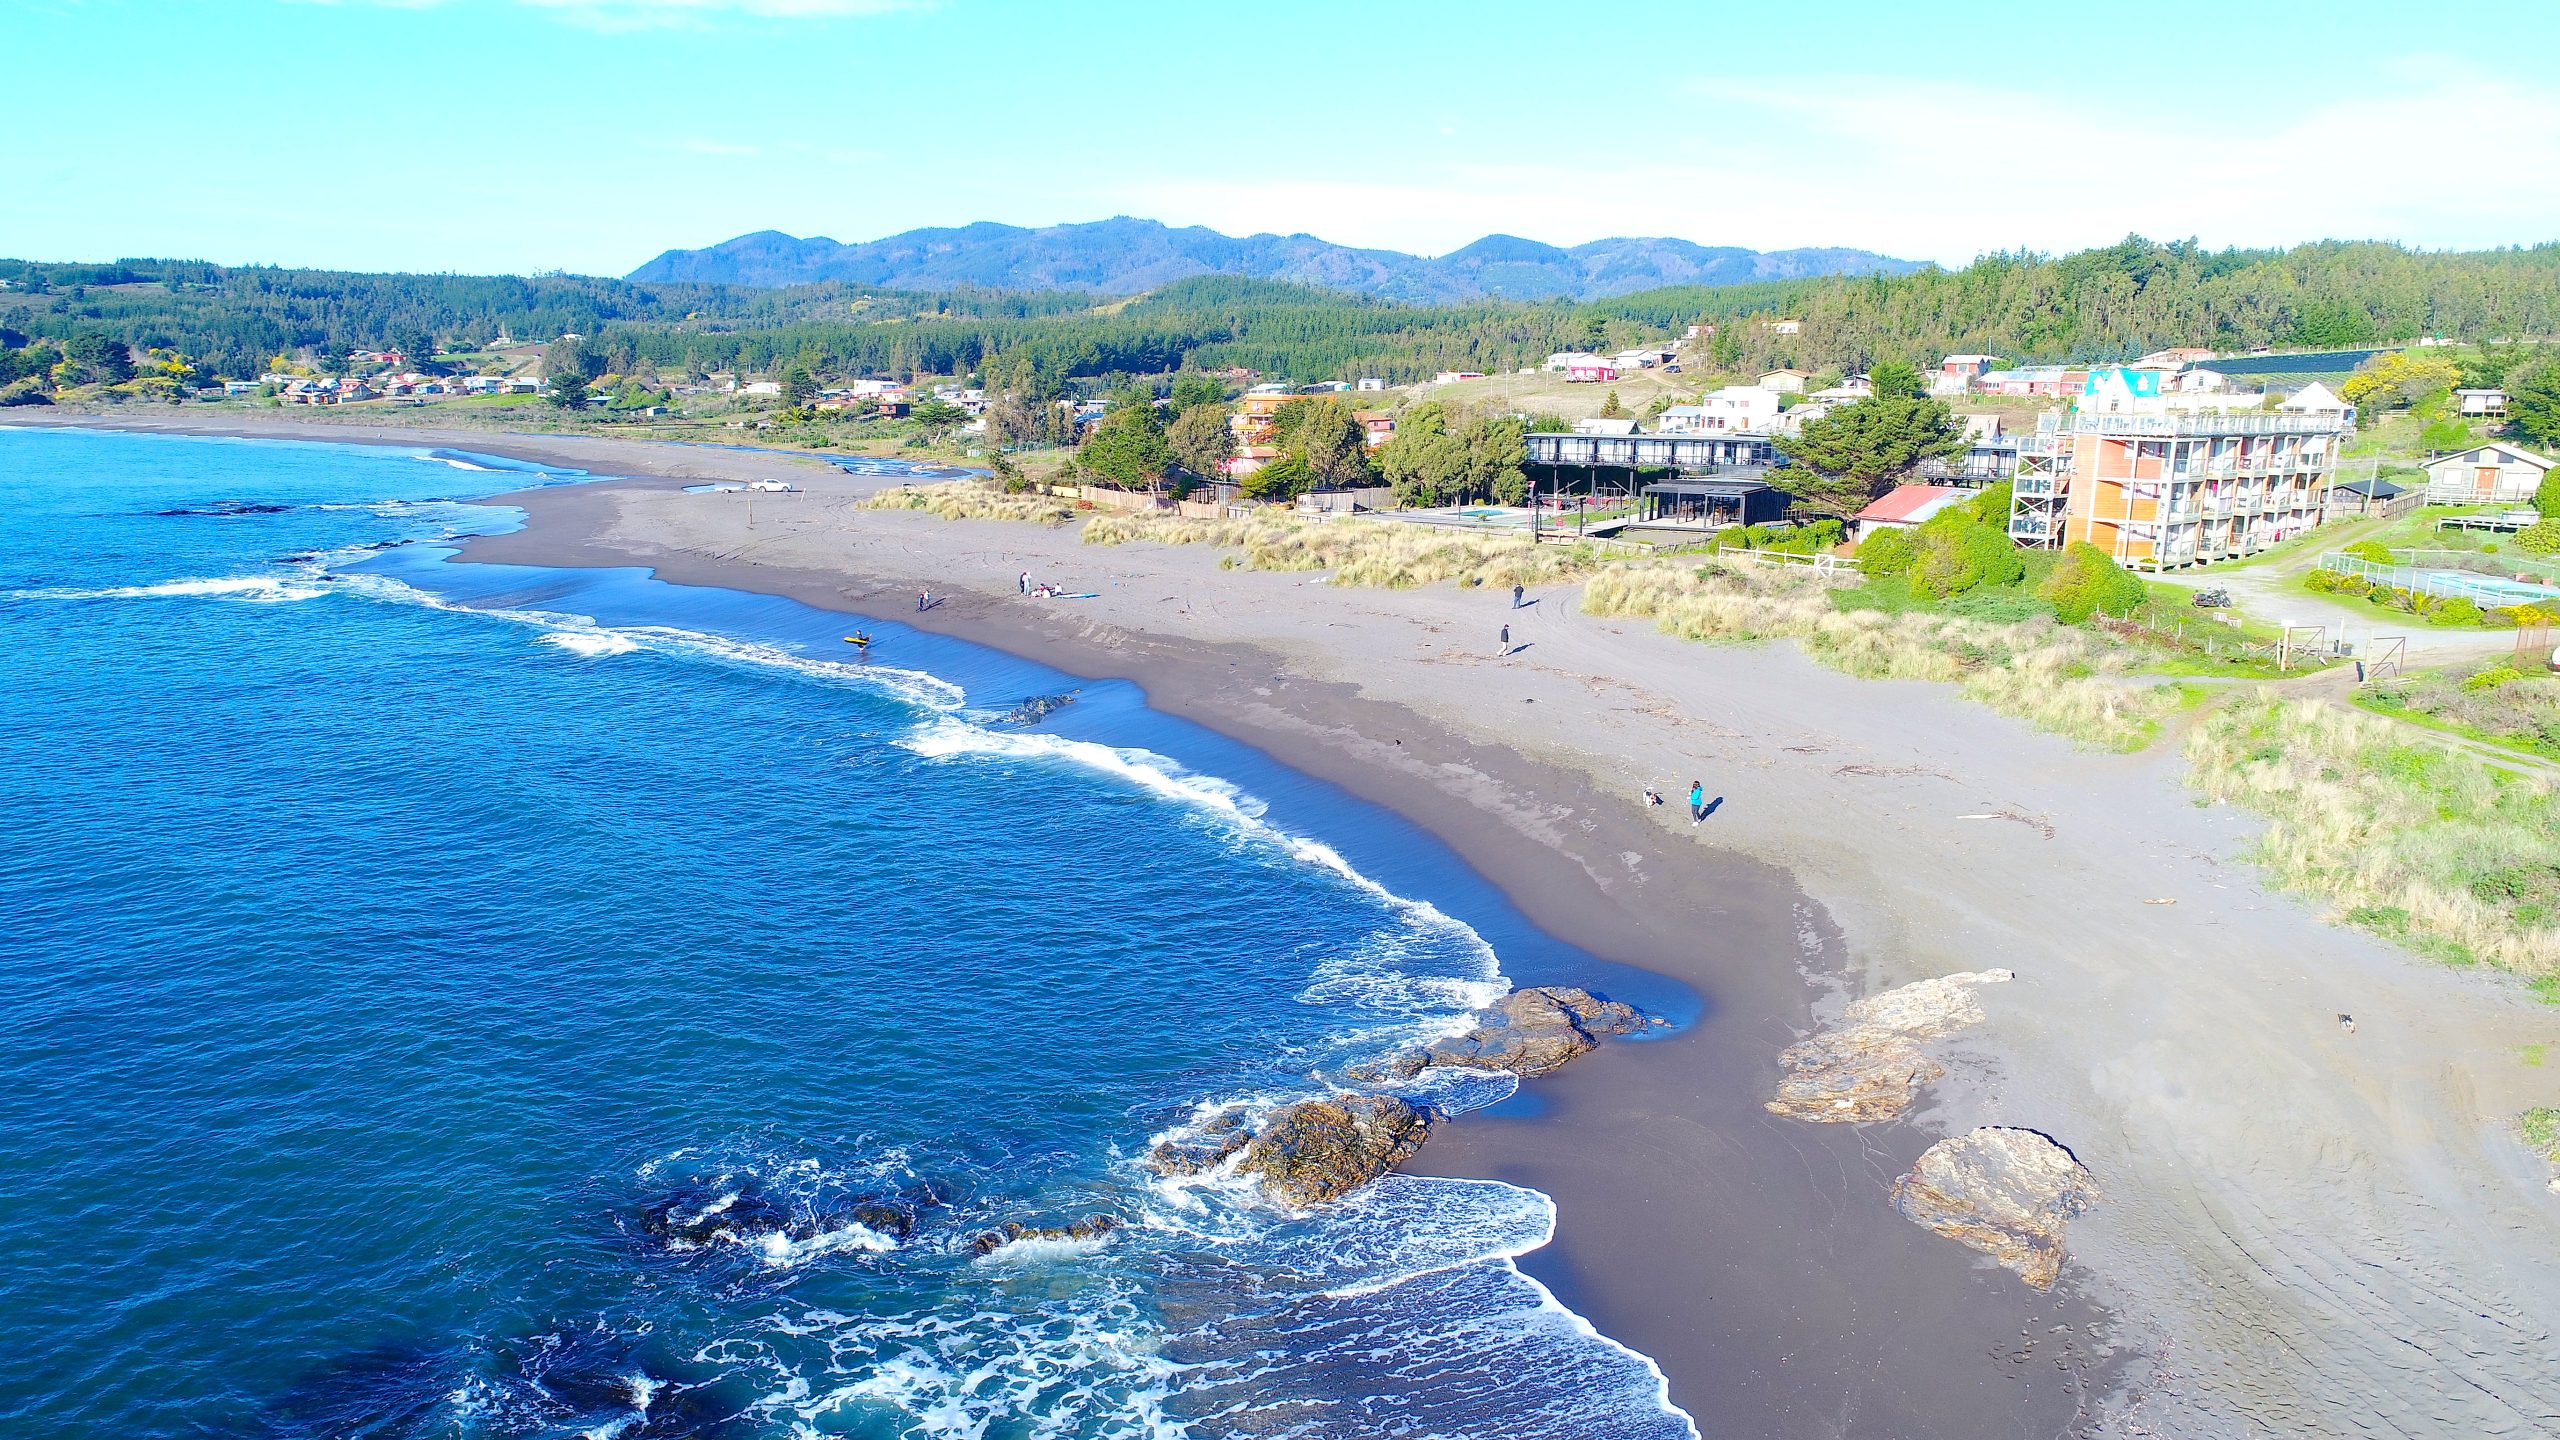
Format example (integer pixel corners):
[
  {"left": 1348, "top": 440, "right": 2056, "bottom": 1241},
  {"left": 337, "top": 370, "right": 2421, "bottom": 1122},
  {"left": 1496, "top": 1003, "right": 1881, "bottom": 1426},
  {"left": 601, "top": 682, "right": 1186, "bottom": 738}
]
[{"left": 2024, "top": 413, "right": 2341, "bottom": 570}]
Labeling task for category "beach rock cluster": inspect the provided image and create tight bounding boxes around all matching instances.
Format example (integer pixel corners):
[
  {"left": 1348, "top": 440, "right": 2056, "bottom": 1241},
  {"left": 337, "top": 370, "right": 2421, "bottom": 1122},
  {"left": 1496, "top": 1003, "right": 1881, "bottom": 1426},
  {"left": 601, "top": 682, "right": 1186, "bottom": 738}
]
[
  {"left": 1891, "top": 1127, "right": 2100, "bottom": 1289},
  {"left": 1002, "top": 692, "right": 1077, "bottom": 726},
  {"left": 1147, "top": 989, "right": 1653, "bottom": 1209},
  {"left": 1363, "top": 985, "right": 1660, "bottom": 1081},
  {"left": 1237, "top": 1095, "right": 1438, "bottom": 1206},
  {"left": 1146, "top": 1095, "right": 1439, "bottom": 1206},
  {"left": 1765, "top": 969, "right": 2014, "bottom": 1122},
  {"left": 970, "top": 1214, "right": 1120, "bottom": 1256}
]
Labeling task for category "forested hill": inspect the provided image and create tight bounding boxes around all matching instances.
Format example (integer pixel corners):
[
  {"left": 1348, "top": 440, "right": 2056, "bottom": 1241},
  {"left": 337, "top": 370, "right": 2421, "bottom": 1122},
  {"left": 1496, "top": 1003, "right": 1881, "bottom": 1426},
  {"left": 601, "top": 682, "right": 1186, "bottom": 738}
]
[
  {"left": 1644, "top": 239, "right": 2560, "bottom": 376},
  {"left": 626, "top": 217, "right": 1922, "bottom": 302},
  {"left": 5, "top": 238, "right": 2558, "bottom": 389}
]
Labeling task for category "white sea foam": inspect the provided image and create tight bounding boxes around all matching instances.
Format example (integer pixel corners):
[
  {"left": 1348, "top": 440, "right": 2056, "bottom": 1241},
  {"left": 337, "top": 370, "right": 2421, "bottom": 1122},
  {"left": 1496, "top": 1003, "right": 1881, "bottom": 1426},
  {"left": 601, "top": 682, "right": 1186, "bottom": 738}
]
[
  {"left": 539, "top": 630, "right": 642, "bottom": 658},
  {"left": 326, "top": 570, "right": 966, "bottom": 711},
  {"left": 8, "top": 575, "right": 328, "bottom": 604},
  {"left": 902, "top": 715, "right": 1500, "bottom": 985}
]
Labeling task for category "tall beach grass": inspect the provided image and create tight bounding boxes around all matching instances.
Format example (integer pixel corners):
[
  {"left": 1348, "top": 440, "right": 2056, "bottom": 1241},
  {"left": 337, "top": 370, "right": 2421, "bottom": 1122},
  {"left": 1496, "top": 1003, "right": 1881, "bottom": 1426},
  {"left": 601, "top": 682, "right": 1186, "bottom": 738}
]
[
  {"left": 1583, "top": 562, "right": 2180, "bottom": 750},
  {"left": 2185, "top": 691, "right": 2560, "bottom": 979},
  {"left": 858, "top": 481, "right": 1077, "bottom": 524},
  {"left": 1083, "top": 511, "right": 1609, "bottom": 590}
]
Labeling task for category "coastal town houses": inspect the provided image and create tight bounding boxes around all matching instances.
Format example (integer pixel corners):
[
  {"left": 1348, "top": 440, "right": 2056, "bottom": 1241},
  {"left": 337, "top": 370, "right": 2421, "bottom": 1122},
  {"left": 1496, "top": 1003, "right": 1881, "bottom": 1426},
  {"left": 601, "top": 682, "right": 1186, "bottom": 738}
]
[{"left": 2422, "top": 442, "right": 2556, "bottom": 504}]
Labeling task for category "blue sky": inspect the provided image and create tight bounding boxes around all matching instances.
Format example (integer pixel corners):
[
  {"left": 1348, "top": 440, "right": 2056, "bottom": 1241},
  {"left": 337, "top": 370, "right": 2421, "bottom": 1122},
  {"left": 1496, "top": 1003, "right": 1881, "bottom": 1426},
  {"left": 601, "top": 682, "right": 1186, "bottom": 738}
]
[{"left": 11, "top": 0, "right": 2558, "bottom": 275}]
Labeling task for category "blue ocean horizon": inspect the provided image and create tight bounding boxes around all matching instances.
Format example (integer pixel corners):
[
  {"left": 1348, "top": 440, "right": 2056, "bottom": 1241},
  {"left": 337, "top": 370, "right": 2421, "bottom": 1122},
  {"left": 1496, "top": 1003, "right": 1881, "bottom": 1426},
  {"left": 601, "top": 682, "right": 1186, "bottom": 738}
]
[{"left": 0, "top": 426, "right": 1695, "bottom": 1439}]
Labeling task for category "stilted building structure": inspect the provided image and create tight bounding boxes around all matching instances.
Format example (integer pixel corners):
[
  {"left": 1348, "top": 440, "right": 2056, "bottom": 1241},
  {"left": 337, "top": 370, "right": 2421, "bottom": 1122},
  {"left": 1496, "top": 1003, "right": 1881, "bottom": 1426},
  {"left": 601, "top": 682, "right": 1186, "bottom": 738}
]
[{"left": 2007, "top": 411, "right": 2340, "bottom": 568}]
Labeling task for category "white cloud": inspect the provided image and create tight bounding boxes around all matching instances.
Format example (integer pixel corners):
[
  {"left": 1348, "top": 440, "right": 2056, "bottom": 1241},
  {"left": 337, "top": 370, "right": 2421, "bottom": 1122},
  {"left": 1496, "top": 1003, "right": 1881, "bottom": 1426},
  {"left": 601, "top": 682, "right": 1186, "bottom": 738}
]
[{"left": 1106, "top": 70, "right": 2560, "bottom": 263}]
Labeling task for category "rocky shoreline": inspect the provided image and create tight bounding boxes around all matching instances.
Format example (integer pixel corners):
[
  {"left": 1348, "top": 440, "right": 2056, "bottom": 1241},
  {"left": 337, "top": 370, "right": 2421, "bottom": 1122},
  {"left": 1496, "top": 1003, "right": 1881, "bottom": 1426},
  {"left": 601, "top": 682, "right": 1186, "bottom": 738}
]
[{"left": 1150, "top": 986, "right": 1661, "bottom": 1208}]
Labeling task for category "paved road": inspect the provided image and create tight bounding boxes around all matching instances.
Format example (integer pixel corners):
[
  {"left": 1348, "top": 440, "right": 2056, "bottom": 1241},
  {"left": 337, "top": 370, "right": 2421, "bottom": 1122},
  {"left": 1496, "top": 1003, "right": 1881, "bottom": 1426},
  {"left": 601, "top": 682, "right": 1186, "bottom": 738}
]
[{"left": 2148, "top": 520, "right": 2513, "bottom": 662}]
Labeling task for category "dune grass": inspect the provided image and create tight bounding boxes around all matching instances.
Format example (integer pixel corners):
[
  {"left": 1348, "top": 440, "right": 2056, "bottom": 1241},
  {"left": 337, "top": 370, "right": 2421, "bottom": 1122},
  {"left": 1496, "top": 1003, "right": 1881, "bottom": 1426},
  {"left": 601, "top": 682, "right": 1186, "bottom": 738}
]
[
  {"left": 1083, "top": 511, "right": 1612, "bottom": 590},
  {"left": 2184, "top": 691, "right": 2560, "bottom": 979},
  {"left": 2524, "top": 1107, "right": 2560, "bottom": 1162},
  {"left": 1583, "top": 562, "right": 2182, "bottom": 750},
  {"left": 857, "top": 481, "right": 1077, "bottom": 524}
]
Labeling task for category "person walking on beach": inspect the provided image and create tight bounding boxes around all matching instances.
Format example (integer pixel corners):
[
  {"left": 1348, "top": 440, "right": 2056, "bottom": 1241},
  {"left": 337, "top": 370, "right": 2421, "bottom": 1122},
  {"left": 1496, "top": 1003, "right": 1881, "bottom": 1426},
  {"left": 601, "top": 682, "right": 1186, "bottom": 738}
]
[
  {"left": 1499, "top": 623, "right": 1511, "bottom": 656},
  {"left": 1512, "top": 583, "right": 1524, "bottom": 609},
  {"left": 918, "top": 588, "right": 931, "bottom": 612},
  {"left": 1019, "top": 571, "right": 1030, "bottom": 595},
  {"left": 1688, "top": 780, "right": 1705, "bottom": 824}
]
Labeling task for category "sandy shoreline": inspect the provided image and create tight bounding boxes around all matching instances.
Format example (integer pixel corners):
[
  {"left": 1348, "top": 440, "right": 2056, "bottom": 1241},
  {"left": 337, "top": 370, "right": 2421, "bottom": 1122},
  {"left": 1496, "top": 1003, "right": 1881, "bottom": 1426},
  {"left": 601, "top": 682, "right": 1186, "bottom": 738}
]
[{"left": 40, "top": 413, "right": 2560, "bottom": 1437}]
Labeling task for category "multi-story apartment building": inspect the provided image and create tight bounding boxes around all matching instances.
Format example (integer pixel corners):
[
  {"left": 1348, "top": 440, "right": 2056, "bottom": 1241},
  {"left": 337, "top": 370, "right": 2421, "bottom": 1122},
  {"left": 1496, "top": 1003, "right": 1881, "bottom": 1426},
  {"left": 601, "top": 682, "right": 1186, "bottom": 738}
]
[{"left": 2008, "top": 411, "right": 2341, "bottom": 568}]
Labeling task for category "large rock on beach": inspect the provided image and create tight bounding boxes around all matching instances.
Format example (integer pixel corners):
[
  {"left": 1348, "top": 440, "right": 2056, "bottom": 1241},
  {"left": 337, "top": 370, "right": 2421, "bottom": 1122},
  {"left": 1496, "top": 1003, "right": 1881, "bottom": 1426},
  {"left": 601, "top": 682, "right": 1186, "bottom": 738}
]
[
  {"left": 1364, "top": 986, "right": 1659, "bottom": 1082},
  {"left": 1766, "top": 969, "right": 2013, "bottom": 1122},
  {"left": 1891, "top": 1127, "right": 2099, "bottom": 1290},
  {"left": 1237, "top": 1095, "right": 1436, "bottom": 1206}
]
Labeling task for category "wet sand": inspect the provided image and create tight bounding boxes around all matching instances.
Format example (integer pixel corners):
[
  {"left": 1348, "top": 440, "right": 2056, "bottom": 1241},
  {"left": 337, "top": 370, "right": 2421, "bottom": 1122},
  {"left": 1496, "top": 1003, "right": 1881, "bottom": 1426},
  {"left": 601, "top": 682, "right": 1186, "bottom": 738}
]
[{"left": 41, "top": 412, "right": 2560, "bottom": 1438}]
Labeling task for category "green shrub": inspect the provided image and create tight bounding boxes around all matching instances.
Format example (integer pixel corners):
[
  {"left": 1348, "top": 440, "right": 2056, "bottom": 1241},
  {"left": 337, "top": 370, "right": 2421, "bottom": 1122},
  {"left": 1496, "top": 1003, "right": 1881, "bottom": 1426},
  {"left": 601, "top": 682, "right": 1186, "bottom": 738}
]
[
  {"left": 2517, "top": 520, "right": 2560, "bottom": 556},
  {"left": 2037, "top": 541, "right": 2148, "bottom": 621},
  {"left": 2432, "top": 597, "right": 2486, "bottom": 627},
  {"left": 1965, "top": 480, "right": 2014, "bottom": 526},
  {"left": 1909, "top": 514, "right": 2026, "bottom": 599},
  {"left": 2464, "top": 663, "right": 2526, "bottom": 691},
  {"left": 1856, "top": 526, "right": 1917, "bottom": 576},
  {"left": 2305, "top": 568, "right": 2342, "bottom": 593},
  {"left": 2347, "top": 539, "right": 2396, "bottom": 564}
]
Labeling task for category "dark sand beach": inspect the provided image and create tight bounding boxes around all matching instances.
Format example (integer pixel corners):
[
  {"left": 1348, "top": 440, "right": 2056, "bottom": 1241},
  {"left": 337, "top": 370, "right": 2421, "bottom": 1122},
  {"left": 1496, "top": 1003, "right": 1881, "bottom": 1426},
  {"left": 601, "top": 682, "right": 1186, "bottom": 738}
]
[{"left": 35, "top": 412, "right": 2560, "bottom": 1438}]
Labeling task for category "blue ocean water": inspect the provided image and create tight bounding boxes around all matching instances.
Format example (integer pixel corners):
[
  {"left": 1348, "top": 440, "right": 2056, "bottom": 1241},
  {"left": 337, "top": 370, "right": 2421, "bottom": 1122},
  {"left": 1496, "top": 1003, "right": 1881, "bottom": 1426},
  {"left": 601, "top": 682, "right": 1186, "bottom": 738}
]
[{"left": 0, "top": 427, "right": 1693, "bottom": 1439}]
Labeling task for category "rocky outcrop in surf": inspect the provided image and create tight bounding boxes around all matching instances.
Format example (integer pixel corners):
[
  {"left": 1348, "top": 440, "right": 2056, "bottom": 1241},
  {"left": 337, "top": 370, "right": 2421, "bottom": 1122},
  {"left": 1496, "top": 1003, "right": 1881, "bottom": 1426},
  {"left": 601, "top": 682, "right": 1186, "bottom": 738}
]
[
  {"left": 1361, "top": 986, "right": 1659, "bottom": 1081},
  {"left": 638, "top": 1179, "right": 943, "bottom": 1257},
  {"left": 1891, "top": 1127, "right": 2099, "bottom": 1289},
  {"left": 1765, "top": 969, "right": 2013, "bottom": 1122},
  {"left": 1002, "top": 692, "right": 1077, "bottom": 725},
  {"left": 1236, "top": 1094, "right": 1438, "bottom": 1206},
  {"left": 1146, "top": 1108, "right": 1251, "bottom": 1178},
  {"left": 969, "top": 1214, "right": 1121, "bottom": 1256}
]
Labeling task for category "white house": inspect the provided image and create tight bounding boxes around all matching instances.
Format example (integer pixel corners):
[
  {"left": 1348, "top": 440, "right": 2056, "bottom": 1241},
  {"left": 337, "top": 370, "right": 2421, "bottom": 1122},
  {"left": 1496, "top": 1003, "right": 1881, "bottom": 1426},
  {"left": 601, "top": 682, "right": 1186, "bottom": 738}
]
[
  {"left": 1758, "top": 368, "right": 1809, "bottom": 393},
  {"left": 2455, "top": 388, "right": 2508, "bottom": 418},
  {"left": 741, "top": 380, "right": 785, "bottom": 397},
  {"left": 2423, "top": 442, "right": 2554, "bottom": 504},
  {"left": 1653, "top": 405, "right": 1708, "bottom": 434},
  {"left": 1356, "top": 377, "right": 1386, "bottom": 391},
  {"left": 1698, "top": 384, "right": 1782, "bottom": 431},
  {"left": 1545, "top": 351, "right": 1606, "bottom": 372},
  {"left": 1432, "top": 370, "right": 1487, "bottom": 385},
  {"left": 1612, "top": 348, "right": 1661, "bottom": 372},
  {"left": 2278, "top": 380, "right": 2357, "bottom": 429},
  {"left": 1763, "top": 318, "right": 1803, "bottom": 335}
]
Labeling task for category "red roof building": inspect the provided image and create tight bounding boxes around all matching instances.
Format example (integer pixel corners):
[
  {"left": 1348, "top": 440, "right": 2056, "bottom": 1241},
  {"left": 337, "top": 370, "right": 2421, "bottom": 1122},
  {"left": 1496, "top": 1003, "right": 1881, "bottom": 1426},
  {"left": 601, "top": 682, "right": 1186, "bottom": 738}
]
[{"left": 1851, "top": 484, "right": 1972, "bottom": 540}]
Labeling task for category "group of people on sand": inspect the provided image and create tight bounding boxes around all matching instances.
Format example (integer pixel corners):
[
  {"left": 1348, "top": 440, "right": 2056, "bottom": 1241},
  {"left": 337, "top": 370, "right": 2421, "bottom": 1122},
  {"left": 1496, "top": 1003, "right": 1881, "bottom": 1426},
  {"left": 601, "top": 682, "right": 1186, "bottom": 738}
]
[{"left": 1017, "top": 571, "right": 1072, "bottom": 599}]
